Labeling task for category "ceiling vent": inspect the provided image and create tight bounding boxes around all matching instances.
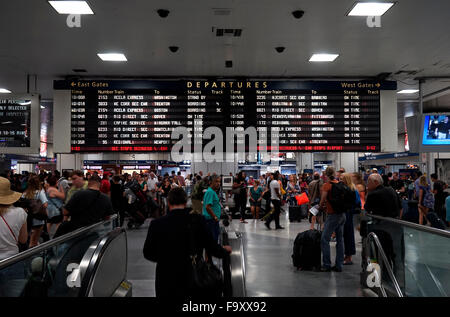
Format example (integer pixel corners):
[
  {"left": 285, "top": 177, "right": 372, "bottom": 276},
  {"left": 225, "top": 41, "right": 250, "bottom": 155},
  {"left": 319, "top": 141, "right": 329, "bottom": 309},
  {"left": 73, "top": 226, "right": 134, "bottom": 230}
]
[{"left": 213, "top": 27, "right": 242, "bottom": 37}]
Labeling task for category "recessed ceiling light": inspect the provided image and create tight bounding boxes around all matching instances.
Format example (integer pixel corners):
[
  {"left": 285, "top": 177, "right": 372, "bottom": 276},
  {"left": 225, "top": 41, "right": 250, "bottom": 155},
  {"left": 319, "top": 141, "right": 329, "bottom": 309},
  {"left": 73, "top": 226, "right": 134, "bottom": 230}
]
[
  {"left": 347, "top": 2, "right": 395, "bottom": 16},
  {"left": 397, "top": 89, "right": 419, "bottom": 94},
  {"left": 97, "top": 53, "right": 127, "bottom": 62},
  {"left": 0, "top": 88, "right": 11, "bottom": 93},
  {"left": 309, "top": 54, "right": 339, "bottom": 62},
  {"left": 48, "top": 1, "right": 94, "bottom": 15}
]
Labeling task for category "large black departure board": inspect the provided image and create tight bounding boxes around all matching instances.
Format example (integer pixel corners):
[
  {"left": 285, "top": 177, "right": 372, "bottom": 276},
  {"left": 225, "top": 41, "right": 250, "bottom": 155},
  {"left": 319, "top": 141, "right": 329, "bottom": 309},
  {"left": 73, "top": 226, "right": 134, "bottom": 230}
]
[
  {"left": 54, "top": 80, "right": 396, "bottom": 152},
  {"left": 0, "top": 98, "right": 31, "bottom": 148}
]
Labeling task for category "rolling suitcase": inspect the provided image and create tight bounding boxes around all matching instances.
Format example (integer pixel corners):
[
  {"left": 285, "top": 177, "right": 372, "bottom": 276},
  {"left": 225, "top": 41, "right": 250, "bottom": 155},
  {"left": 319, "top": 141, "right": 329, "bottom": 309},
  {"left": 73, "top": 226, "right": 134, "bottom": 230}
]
[
  {"left": 426, "top": 212, "right": 447, "bottom": 230},
  {"left": 289, "top": 205, "right": 303, "bottom": 222},
  {"left": 292, "top": 229, "right": 322, "bottom": 271}
]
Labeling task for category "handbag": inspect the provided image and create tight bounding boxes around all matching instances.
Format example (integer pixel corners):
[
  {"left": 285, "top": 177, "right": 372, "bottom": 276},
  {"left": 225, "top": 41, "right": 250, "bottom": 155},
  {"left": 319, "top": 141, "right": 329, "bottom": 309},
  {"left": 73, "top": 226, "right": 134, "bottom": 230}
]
[
  {"left": 295, "top": 192, "right": 310, "bottom": 206},
  {"left": 187, "top": 219, "right": 223, "bottom": 297}
]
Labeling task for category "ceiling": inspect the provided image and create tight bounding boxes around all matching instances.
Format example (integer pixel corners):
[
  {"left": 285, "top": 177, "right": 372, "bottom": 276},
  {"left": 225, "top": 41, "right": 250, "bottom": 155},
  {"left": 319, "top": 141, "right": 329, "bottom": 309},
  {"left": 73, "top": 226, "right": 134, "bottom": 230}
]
[{"left": 0, "top": 0, "right": 450, "bottom": 101}]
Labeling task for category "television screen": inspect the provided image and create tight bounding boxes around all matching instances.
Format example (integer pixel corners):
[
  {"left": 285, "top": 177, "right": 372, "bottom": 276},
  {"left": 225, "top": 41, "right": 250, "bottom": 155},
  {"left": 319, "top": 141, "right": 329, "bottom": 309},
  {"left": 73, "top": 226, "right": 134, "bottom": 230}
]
[{"left": 422, "top": 115, "right": 450, "bottom": 145}]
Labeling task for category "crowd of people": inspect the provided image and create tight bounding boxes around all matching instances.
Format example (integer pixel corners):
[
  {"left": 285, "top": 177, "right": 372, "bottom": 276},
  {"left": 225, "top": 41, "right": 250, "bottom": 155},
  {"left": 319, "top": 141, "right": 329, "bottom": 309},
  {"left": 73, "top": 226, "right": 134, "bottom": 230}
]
[{"left": 0, "top": 166, "right": 449, "bottom": 297}]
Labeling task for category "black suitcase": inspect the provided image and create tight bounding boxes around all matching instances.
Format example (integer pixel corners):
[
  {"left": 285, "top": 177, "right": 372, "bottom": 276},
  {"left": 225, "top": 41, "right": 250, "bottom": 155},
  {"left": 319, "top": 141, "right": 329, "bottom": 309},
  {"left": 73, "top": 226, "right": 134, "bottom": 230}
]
[
  {"left": 426, "top": 212, "right": 447, "bottom": 230},
  {"left": 289, "top": 204, "right": 309, "bottom": 222},
  {"left": 292, "top": 229, "right": 322, "bottom": 270},
  {"left": 289, "top": 205, "right": 303, "bottom": 222}
]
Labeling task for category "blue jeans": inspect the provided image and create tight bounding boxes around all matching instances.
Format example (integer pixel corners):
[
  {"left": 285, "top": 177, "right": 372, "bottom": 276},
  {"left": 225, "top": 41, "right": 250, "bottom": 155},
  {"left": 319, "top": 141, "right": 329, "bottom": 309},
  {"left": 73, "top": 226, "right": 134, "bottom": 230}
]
[
  {"left": 205, "top": 219, "right": 220, "bottom": 243},
  {"left": 321, "top": 213, "right": 346, "bottom": 269}
]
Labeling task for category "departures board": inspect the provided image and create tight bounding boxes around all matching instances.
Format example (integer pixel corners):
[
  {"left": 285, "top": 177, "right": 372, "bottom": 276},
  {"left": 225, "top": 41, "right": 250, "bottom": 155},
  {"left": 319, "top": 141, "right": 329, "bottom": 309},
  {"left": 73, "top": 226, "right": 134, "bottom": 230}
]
[{"left": 53, "top": 80, "right": 397, "bottom": 153}]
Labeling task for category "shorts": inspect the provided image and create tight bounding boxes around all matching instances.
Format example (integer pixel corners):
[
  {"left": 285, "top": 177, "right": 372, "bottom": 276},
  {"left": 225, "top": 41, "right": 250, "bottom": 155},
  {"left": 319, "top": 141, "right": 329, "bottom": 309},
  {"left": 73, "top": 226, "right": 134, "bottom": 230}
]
[{"left": 250, "top": 200, "right": 261, "bottom": 207}]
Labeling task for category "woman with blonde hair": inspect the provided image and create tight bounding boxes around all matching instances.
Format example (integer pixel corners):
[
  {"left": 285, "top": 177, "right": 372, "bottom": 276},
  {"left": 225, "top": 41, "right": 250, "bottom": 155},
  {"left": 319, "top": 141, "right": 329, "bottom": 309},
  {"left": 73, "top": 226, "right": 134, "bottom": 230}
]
[
  {"left": 418, "top": 175, "right": 434, "bottom": 225},
  {"left": 352, "top": 172, "right": 366, "bottom": 210},
  {"left": 341, "top": 173, "right": 361, "bottom": 265},
  {"left": 22, "top": 175, "right": 48, "bottom": 248}
]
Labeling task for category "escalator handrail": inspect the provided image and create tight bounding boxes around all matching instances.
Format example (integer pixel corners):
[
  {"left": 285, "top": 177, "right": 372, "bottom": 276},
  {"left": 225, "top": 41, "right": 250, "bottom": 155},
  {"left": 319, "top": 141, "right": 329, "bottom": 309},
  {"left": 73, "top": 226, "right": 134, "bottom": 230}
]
[
  {"left": 366, "top": 232, "right": 404, "bottom": 297},
  {"left": 0, "top": 214, "right": 117, "bottom": 269},
  {"left": 367, "top": 214, "right": 450, "bottom": 238},
  {"left": 78, "top": 227, "right": 127, "bottom": 297}
]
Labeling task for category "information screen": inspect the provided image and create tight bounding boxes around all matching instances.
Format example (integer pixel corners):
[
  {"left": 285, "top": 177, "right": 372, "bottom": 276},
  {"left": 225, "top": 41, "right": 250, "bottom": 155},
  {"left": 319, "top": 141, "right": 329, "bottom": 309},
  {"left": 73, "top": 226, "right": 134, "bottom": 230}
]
[
  {"left": 0, "top": 98, "right": 31, "bottom": 148},
  {"left": 54, "top": 80, "right": 396, "bottom": 152},
  {"left": 422, "top": 115, "right": 450, "bottom": 145}
]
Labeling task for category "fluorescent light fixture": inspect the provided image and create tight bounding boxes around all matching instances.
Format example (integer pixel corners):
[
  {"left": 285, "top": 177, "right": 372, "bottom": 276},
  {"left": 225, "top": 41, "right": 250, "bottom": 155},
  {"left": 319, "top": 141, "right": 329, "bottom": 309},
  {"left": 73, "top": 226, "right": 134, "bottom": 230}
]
[
  {"left": 48, "top": 1, "right": 94, "bottom": 15},
  {"left": 397, "top": 89, "right": 419, "bottom": 94},
  {"left": 309, "top": 54, "right": 339, "bottom": 62},
  {"left": 97, "top": 53, "right": 127, "bottom": 62},
  {"left": 347, "top": 2, "right": 395, "bottom": 16},
  {"left": 0, "top": 88, "right": 11, "bottom": 93}
]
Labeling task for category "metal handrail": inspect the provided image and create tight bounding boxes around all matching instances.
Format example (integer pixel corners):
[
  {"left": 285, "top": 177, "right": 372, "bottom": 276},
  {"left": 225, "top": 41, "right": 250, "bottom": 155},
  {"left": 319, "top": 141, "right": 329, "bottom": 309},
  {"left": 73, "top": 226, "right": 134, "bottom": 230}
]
[
  {"left": 368, "top": 214, "right": 450, "bottom": 238},
  {"left": 366, "top": 232, "right": 404, "bottom": 297},
  {"left": 0, "top": 214, "right": 117, "bottom": 269}
]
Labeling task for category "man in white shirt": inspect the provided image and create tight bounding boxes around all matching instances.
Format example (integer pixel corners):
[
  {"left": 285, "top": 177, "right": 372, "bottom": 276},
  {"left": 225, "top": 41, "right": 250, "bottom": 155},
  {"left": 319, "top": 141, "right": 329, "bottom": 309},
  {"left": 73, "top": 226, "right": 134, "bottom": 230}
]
[{"left": 265, "top": 171, "right": 284, "bottom": 230}]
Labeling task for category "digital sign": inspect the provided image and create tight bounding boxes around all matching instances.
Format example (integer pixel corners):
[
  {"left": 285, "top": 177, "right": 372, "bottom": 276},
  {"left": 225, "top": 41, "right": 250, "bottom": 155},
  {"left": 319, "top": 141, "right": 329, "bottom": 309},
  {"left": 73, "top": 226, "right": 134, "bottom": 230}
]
[
  {"left": 53, "top": 80, "right": 397, "bottom": 153},
  {"left": 0, "top": 98, "right": 31, "bottom": 148}
]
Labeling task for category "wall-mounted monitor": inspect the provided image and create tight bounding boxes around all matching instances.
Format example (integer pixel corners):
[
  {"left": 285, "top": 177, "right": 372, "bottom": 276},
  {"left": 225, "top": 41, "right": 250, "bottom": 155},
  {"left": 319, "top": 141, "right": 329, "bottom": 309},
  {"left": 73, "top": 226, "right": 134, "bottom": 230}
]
[
  {"left": 0, "top": 94, "right": 40, "bottom": 154},
  {"left": 422, "top": 115, "right": 450, "bottom": 145},
  {"left": 407, "top": 113, "right": 450, "bottom": 153}
]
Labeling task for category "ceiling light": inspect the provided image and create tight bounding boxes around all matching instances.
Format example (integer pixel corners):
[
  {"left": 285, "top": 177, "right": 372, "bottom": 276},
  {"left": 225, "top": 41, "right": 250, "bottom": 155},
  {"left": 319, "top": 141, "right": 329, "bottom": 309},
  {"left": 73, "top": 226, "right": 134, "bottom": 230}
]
[
  {"left": 40, "top": 105, "right": 45, "bottom": 109},
  {"left": 347, "top": 2, "right": 395, "bottom": 16},
  {"left": 48, "top": 1, "right": 94, "bottom": 14},
  {"left": 309, "top": 54, "right": 339, "bottom": 62},
  {"left": 0, "top": 88, "right": 11, "bottom": 93},
  {"left": 397, "top": 89, "right": 419, "bottom": 94},
  {"left": 97, "top": 53, "right": 127, "bottom": 61}
]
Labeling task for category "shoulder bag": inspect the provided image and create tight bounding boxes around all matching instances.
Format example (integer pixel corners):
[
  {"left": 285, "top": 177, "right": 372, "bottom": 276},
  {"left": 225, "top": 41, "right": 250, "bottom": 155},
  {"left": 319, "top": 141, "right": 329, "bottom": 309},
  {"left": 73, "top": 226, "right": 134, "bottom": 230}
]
[{"left": 187, "top": 217, "right": 223, "bottom": 297}]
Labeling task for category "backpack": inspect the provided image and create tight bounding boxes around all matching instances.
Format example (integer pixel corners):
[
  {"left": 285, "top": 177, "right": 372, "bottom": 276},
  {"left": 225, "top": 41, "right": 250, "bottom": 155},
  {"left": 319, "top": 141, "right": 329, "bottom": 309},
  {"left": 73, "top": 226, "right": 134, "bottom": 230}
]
[
  {"left": 17, "top": 191, "right": 48, "bottom": 221},
  {"left": 328, "top": 182, "right": 355, "bottom": 214}
]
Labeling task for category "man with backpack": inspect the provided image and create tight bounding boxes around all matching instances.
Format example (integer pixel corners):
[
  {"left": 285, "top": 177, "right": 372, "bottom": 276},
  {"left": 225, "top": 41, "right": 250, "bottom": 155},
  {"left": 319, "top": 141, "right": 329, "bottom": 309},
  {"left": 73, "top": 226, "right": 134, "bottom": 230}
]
[{"left": 318, "top": 167, "right": 354, "bottom": 272}]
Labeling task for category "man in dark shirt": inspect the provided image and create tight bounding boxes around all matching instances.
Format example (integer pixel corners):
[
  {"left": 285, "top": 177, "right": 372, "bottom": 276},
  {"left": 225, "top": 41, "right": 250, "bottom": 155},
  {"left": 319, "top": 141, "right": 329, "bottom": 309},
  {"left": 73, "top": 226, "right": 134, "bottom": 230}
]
[
  {"left": 63, "top": 175, "right": 114, "bottom": 230},
  {"left": 389, "top": 172, "right": 405, "bottom": 193},
  {"left": 365, "top": 174, "right": 401, "bottom": 218},
  {"left": 143, "top": 187, "right": 231, "bottom": 298}
]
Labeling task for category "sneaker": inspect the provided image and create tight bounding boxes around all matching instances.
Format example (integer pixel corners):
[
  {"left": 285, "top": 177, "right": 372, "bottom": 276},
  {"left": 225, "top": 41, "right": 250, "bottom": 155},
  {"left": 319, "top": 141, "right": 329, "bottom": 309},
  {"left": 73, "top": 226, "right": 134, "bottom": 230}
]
[
  {"left": 320, "top": 266, "right": 331, "bottom": 272},
  {"left": 240, "top": 220, "right": 248, "bottom": 224},
  {"left": 275, "top": 226, "right": 285, "bottom": 230},
  {"left": 331, "top": 266, "right": 342, "bottom": 272},
  {"left": 264, "top": 222, "right": 271, "bottom": 230}
]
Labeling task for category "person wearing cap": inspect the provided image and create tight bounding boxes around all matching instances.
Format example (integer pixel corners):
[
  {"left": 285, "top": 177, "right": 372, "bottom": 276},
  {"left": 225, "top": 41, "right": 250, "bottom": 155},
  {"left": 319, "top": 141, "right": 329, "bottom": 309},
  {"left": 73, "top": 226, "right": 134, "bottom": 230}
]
[
  {"left": 0, "top": 177, "right": 28, "bottom": 260},
  {"left": 59, "top": 175, "right": 114, "bottom": 236}
]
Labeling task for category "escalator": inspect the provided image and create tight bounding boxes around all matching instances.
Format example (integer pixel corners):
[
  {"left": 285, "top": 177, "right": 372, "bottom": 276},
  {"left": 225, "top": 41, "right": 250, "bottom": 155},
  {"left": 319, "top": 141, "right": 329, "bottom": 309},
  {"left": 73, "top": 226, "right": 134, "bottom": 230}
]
[
  {"left": 0, "top": 215, "right": 132, "bottom": 297},
  {"left": 219, "top": 222, "right": 247, "bottom": 297},
  {"left": 360, "top": 214, "right": 450, "bottom": 297}
]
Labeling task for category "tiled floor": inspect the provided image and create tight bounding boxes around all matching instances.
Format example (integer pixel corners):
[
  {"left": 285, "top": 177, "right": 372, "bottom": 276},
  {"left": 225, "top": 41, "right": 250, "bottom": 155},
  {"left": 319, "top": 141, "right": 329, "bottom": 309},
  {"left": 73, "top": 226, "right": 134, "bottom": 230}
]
[{"left": 126, "top": 212, "right": 363, "bottom": 297}]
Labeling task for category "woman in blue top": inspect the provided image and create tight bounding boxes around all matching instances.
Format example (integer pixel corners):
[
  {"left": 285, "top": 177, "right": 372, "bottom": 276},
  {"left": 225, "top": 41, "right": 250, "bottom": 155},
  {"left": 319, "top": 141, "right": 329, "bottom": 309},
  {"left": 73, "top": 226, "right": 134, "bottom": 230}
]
[
  {"left": 287, "top": 175, "right": 301, "bottom": 206},
  {"left": 418, "top": 175, "right": 435, "bottom": 226},
  {"left": 249, "top": 180, "right": 263, "bottom": 220},
  {"left": 45, "top": 176, "right": 65, "bottom": 238},
  {"left": 341, "top": 173, "right": 361, "bottom": 265},
  {"left": 446, "top": 195, "right": 450, "bottom": 226}
]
